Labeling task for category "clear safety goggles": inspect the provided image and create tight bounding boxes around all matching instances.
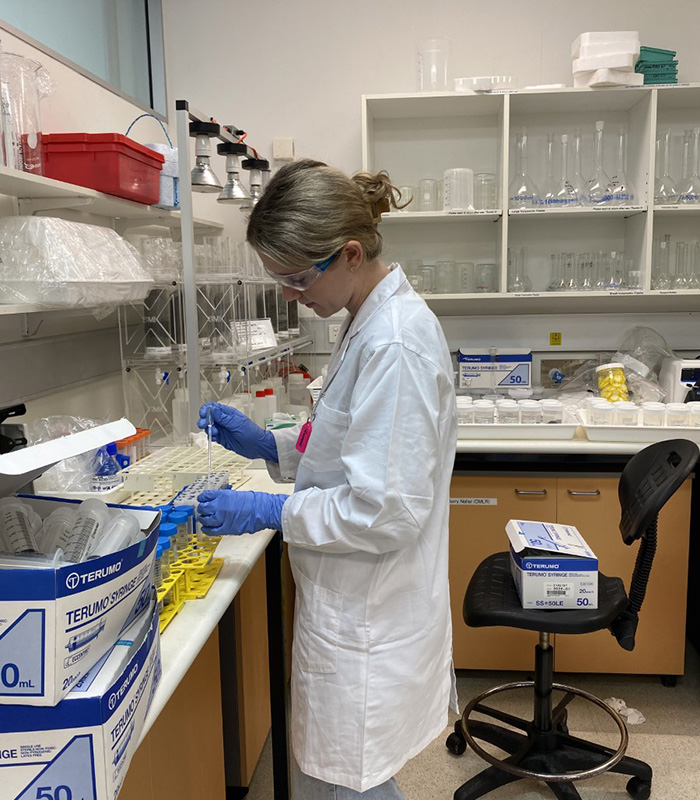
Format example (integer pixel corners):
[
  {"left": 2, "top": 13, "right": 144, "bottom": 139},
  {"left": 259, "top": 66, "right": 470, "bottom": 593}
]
[{"left": 263, "top": 249, "right": 341, "bottom": 291}]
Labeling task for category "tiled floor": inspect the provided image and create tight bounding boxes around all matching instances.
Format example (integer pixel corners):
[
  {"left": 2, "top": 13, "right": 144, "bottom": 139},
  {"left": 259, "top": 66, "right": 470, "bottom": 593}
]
[{"left": 246, "top": 643, "right": 700, "bottom": 799}]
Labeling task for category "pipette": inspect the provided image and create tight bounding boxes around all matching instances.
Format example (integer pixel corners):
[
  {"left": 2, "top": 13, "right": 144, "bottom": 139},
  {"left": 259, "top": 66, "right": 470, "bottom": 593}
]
[{"left": 207, "top": 405, "right": 213, "bottom": 489}]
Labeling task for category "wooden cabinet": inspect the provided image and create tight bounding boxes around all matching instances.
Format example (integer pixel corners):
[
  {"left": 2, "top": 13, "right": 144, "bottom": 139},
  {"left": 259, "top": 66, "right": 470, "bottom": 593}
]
[
  {"left": 554, "top": 477, "right": 692, "bottom": 676},
  {"left": 450, "top": 475, "right": 556, "bottom": 670},
  {"left": 449, "top": 474, "right": 693, "bottom": 676}
]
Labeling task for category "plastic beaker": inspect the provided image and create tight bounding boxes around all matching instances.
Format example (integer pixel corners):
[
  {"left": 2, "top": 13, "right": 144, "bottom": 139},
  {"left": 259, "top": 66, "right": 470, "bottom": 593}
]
[
  {"left": 1, "top": 52, "right": 51, "bottom": 174},
  {"left": 417, "top": 39, "right": 449, "bottom": 92}
]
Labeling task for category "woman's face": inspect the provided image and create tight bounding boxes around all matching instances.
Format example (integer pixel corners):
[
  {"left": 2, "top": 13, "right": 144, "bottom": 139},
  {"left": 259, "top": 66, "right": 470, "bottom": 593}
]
[{"left": 255, "top": 243, "right": 364, "bottom": 318}]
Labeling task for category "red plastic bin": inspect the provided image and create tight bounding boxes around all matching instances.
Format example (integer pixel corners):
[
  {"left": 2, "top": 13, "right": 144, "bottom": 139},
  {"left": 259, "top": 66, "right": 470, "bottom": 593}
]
[{"left": 42, "top": 133, "right": 165, "bottom": 205}]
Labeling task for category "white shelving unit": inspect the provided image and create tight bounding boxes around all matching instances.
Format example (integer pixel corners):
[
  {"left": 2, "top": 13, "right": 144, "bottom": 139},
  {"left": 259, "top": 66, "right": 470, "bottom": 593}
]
[{"left": 362, "top": 85, "right": 700, "bottom": 313}]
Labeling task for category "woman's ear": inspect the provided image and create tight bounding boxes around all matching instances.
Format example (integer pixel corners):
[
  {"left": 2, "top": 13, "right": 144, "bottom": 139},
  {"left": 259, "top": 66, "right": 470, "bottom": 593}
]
[{"left": 343, "top": 240, "right": 364, "bottom": 271}]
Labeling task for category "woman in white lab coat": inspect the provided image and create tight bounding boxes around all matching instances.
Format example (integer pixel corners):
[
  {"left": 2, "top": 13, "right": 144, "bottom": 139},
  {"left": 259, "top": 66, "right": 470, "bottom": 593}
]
[{"left": 197, "top": 160, "right": 458, "bottom": 798}]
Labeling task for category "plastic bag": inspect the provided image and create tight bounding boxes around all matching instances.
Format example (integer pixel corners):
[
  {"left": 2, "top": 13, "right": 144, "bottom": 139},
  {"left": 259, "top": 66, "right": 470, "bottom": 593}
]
[
  {"left": 29, "top": 415, "right": 101, "bottom": 493},
  {"left": 0, "top": 217, "right": 153, "bottom": 318},
  {"left": 614, "top": 326, "right": 675, "bottom": 382}
]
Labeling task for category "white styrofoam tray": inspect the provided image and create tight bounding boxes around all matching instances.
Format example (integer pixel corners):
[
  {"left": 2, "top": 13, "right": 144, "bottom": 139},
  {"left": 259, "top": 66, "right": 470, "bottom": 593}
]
[
  {"left": 457, "top": 423, "right": 578, "bottom": 440},
  {"left": 582, "top": 423, "right": 700, "bottom": 445}
]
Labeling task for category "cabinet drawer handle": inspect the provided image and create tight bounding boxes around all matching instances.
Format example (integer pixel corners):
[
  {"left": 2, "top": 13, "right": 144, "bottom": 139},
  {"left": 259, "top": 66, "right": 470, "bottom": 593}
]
[
  {"left": 515, "top": 489, "right": 548, "bottom": 496},
  {"left": 567, "top": 490, "right": 601, "bottom": 497}
]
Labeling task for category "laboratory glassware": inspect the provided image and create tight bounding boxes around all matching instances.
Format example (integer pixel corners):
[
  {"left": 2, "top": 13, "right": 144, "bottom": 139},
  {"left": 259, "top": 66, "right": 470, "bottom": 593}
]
[
  {"left": 562, "top": 252, "right": 579, "bottom": 291},
  {"left": 436, "top": 261, "right": 457, "bottom": 293},
  {"left": 554, "top": 134, "right": 580, "bottom": 207},
  {"left": 475, "top": 262, "right": 496, "bottom": 293},
  {"left": 417, "top": 38, "right": 449, "bottom": 92},
  {"left": 578, "top": 252, "right": 594, "bottom": 291},
  {"left": 397, "top": 185, "right": 415, "bottom": 211},
  {"left": 651, "top": 238, "right": 672, "bottom": 290},
  {"left": 604, "top": 251, "right": 623, "bottom": 290},
  {"left": 421, "top": 264, "right": 437, "bottom": 293},
  {"left": 571, "top": 129, "right": 588, "bottom": 203},
  {"left": 655, "top": 129, "right": 679, "bottom": 204},
  {"left": 207, "top": 404, "right": 214, "bottom": 488},
  {"left": 509, "top": 129, "right": 540, "bottom": 209},
  {"left": 548, "top": 253, "right": 564, "bottom": 292},
  {"left": 443, "top": 168, "right": 474, "bottom": 211},
  {"left": 673, "top": 241, "right": 689, "bottom": 289},
  {"left": 609, "top": 127, "right": 636, "bottom": 205},
  {"left": 585, "top": 121, "right": 612, "bottom": 206},
  {"left": 541, "top": 133, "right": 558, "bottom": 207},
  {"left": 474, "top": 173, "right": 497, "bottom": 209},
  {"left": 689, "top": 242, "right": 700, "bottom": 289},
  {"left": 456, "top": 262, "right": 474, "bottom": 293},
  {"left": 626, "top": 260, "right": 642, "bottom": 291},
  {"left": 678, "top": 127, "right": 700, "bottom": 204},
  {"left": 418, "top": 178, "right": 439, "bottom": 212},
  {"left": 405, "top": 259, "right": 424, "bottom": 292},
  {"left": 507, "top": 248, "right": 529, "bottom": 293}
]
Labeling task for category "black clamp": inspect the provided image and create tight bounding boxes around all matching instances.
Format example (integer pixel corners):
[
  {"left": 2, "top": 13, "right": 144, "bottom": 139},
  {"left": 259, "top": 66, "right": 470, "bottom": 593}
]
[
  {"left": 0, "top": 404, "right": 27, "bottom": 455},
  {"left": 189, "top": 121, "right": 220, "bottom": 138}
]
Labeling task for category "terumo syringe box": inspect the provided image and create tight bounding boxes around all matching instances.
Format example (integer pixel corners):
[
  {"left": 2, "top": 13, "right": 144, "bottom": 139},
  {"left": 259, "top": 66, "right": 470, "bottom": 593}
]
[
  {"left": 458, "top": 348, "right": 532, "bottom": 390},
  {"left": 0, "top": 419, "right": 160, "bottom": 706},
  {"left": 506, "top": 519, "right": 598, "bottom": 609},
  {"left": 0, "top": 602, "right": 160, "bottom": 800}
]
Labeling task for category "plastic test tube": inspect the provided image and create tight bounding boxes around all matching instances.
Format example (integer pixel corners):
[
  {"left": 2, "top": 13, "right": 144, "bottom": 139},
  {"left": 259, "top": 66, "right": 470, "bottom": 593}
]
[
  {"left": 169, "top": 511, "right": 190, "bottom": 548},
  {"left": 158, "top": 535, "right": 173, "bottom": 567},
  {"left": 174, "top": 504, "right": 195, "bottom": 536},
  {"left": 154, "top": 544, "right": 164, "bottom": 588},
  {"left": 0, "top": 498, "right": 42, "bottom": 554},
  {"left": 159, "top": 522, "right": 179, "bottom": 563}
]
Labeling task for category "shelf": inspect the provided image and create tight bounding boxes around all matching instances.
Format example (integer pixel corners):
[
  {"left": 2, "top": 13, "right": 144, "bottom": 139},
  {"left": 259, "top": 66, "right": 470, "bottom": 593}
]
[
  {"left": 422, "top": 291, "right": 700, "bottom": 316},
  {"left": 0, "top": 163, "right": 222, "bottom": 235},
  {"left": 364, "top": 92, "right": 503, "bottom": 119},
  {"left": 652, "top": 205, "right": 700, "bottom": 217},
  {"left": 201, "top": 335, "right": 313, "bottom": 369},
  {"left": 509, "top": 206, "right": 646, "bottom": 219},
  {"left": 381, "top": 210, "right": 501, "bottom": 224}
]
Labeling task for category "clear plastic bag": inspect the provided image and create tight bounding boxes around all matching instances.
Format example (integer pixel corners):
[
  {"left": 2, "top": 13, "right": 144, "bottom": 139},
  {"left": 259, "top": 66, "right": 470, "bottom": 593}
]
[
  {"left": 29, "top": 415, "right": 101, "bottom": 493},
  {"left": 613, "top": 326, "right": 675, "bottom": 381},
  {"left": 0, "top": 217, "right": 153, "bottom": 317}
]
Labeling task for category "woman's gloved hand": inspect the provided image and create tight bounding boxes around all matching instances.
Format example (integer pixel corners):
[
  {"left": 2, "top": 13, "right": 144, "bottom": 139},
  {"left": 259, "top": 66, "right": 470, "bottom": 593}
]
[
  {"left": 197, "top": 490, "right": 287, "bottom": 535},
  {"left": 198, "top": 402, "right": 278, "bottom": 462}
]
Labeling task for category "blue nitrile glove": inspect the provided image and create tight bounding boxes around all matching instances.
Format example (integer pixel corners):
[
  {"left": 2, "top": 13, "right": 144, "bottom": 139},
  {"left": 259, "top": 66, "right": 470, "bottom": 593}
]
[
  {"left": 198, "top": 402, "right": 278, "bottom": 462},
  {"left": 197, "top": 490, "right": 287, "bottom": 536}
]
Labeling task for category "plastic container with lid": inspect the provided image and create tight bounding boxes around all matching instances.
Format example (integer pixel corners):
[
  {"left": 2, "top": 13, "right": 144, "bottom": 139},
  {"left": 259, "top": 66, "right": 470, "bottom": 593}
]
[
  {"left": 169, "top": 511, "right": 190, "bottom": 548},
  {"left": 497, "top": 399, "right": 519, "bottom": 424},
  {"left": 642, "top": 402, "right": 665, "bottom": 426},
  {"left": 174, "top": 504, "right": 196, "bottom": 535},
  {"left": 42, "top": 133, "right": 165, "bottom": 205},
  {"left": 596, "top": 362, "right": 629, "bottom": 402},
  {"left": 455, "top": 396, "right": 474, "bottom": 424},
  {"left": 158, "top": 535, "right": 173, "bottom": 567},
  {"left": 666, "top": 403, "right": 690, "bottom": 427},
  {"left": 590, "top": 400, "right": 614, "bottom": 426},
  {"left": 473, "top": 400, "right": 495, "bottom": 424},
  {"left": 688, "top": 402, "right": 700, "bottom": 428},
  {"left": 159, "top": 522, "right": 178, "bottom": 563},
  {"left": 154, "top": 543, "right": 164, "bottom": 588},
  {"left": 614, "top": 401, "right": 639, "bottom": 426},
  {"left": 519, "top": 400, "right": 542, "bottom": 424},
  {"left": 541, "top": 399, "right": 564, "bottom": 424}
]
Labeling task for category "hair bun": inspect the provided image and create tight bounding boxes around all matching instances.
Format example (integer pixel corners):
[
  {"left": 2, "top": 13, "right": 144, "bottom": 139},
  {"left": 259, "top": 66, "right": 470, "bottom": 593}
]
[{"left": 352, "top": 171, "right": 404, "bottom": 221}]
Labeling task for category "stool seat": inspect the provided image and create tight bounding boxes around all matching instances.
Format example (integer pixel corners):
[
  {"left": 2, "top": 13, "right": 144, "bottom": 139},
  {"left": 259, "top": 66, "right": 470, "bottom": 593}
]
[{"left": 464, "top": 552, "right": 628, "bottom": 635}]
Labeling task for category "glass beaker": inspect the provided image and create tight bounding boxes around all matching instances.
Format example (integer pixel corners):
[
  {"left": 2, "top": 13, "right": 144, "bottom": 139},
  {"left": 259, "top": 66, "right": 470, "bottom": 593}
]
[
  {"left": 443, "top": 168, "right": 474, "bottom": 211},
  {"left": 456, "top": 261, "right": 474, "bottom": 293},
  {"left": 475, "top": 262, "right": 496, "bottom": 293},
  {"left": 397, "top": 185, "right": 415, "bottom": 211},
  {"left": 421, "top": 264, "right": 437, "bottom": 293},
  {"left": 417, "top": 38, "right": 449, "bottom": 92},
  {"left": 436, "top": 260, "right": 457, "bottom": 293},
  {"left": 509, "top": 128, "right": 540, "bottom": 209},
  {"left": 418, "top": 178, "right": 439, "bottom": 212},
  {"left": 655, "top": 129, "right": 679, "bottom": 205},
  {"left": 474, "top": 173, "right": 497, "bottom": 209},
  {"left": 1, "top": 53, "right": 51, "bottom": 174},
  {"left": 585, "top": 120, "right": 612, "bottom": 206}
]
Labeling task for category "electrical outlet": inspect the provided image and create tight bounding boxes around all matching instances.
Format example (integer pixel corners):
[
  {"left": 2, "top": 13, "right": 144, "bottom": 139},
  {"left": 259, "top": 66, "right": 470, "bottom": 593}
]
[
  {"left": 328, "top": 323, "right": 342, "bottom": 343},
  {"left": 273, "top": 138, "right": 295, "bottom": 160}
]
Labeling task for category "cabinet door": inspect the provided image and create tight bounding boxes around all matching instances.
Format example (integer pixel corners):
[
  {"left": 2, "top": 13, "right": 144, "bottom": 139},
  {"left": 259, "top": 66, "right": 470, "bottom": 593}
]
[
  {"left": 554, "top": 478, "right": 692, "bottom": 676},
  {"left": 450, "top": 476, "right": 557, "bottom": 670}
]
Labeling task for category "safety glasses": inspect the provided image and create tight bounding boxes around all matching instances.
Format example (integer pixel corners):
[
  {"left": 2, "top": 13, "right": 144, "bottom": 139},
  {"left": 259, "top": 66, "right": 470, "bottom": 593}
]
[{"left": 263, "top": 249, "right": 342, "bottom": 291}]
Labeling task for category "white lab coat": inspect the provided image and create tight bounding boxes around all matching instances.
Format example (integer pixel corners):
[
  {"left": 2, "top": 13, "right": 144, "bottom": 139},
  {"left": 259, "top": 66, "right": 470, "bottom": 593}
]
[{"left": 268, "top": 265, "right": 457, "bottom": 792}]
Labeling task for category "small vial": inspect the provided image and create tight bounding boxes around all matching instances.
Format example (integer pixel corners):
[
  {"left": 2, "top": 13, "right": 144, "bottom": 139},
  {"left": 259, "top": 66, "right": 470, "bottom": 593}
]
[
  {"left": 519, "top": 400, "right": 543, "bottom": 425},
  {"left": 455, "top": 396, "right": 474, "bottom": 424},
  {"left": 154, "top": 543, "right": 164, "bottom": 588},
  {"left": 169, "top": 511, "right": 190, "bottom": 549},
  {"left": 497, "top": 399, "right": 519, "bottom": 424},
  {"left": 590, "top": 400, "right": 614, "bottom": 426},
  {"left": 642, "top": 402, "right": 665, "bottom": 427},
  {"left": 666, "top": 403, "right": 690, "bottom": 427},
  {"left": 159, "top": 523, "right": 179, "bottom": 563},
  {"left": 541, "top": 399, "right": 564, "bottom": 424},
  {"left": 688, "top": 402, "right": 700, "bottom": 428},
  {"left": 158, "top": 535, "right": 173, "bottom": 568},
  {"left": 0, "top": 498, "right": 42, "bottom": 554},
  {"left": 473, "top": 400, "right": 495, "bottom": 424},
  {"left": 174, "top": 504, "right": 196, "bottom": 536},
  {"left": 614, "top": 401, "right": 639, "bottom": 426}
]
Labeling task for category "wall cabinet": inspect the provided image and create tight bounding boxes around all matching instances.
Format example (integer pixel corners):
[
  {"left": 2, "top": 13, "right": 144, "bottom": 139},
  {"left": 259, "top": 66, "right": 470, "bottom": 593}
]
[{"left": 450, "top": 474, "right": 692, "bottom": 676}]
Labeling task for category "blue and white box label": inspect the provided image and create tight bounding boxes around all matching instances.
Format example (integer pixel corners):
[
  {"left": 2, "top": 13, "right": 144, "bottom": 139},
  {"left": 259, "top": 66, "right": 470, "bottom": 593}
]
[
  {"left": 0, "top": 498, "right": 158, "bottom": 706},
  {"left": 506, "top": 519, "right": 598, "bottom": 609},
  {"left": 0, "top": 605, "right": 160, "bottom": 800},
  {"left": 458, "top": 348, "right": 532, "bottom": 390}
]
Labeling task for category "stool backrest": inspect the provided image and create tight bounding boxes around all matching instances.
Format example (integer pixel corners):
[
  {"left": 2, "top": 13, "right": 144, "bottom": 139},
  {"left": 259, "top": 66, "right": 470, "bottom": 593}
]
[{"left": 610, "top": 439, "right": 699, "bottom": 651}]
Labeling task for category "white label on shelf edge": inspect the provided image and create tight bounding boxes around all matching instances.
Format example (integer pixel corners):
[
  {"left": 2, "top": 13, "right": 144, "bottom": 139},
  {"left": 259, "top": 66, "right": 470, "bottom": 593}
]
[{"left": 450, "top": 497, "right": 498, "bottom": 506}]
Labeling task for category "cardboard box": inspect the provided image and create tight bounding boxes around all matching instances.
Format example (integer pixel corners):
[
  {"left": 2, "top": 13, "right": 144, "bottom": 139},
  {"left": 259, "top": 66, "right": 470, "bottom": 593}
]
[
  {"left": 506, "top": 519, "right": 598, "bottom": 609},
  {"left": 0, "top": 420, "right": 160, "bottom": 706},
  {"left": 458, "top": 348, "right": 532, "bottom": 390},
  {"left": 0, "top": 602, "right": 161, "bottom": 800}
]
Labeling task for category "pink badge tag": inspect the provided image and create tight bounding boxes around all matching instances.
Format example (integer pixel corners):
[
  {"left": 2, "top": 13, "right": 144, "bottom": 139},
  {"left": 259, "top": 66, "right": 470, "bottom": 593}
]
[{"left": 295, "top": 421, "right": 313, "bottom": 453}]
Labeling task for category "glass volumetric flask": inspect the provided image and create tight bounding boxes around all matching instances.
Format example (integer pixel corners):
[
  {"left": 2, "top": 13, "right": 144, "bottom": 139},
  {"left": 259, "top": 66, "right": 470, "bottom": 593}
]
[
  {"left": 562, "top": 252, "right": 579, "bottom": 291},
  {"left": 689, "top": 242, "right": 700, "bottom": 289},
  {"left": 572, "top": 128, "right": 588, "bottom": 204},
  {"left": 604, "top": 251, "right": 623, "bottom": 290},
  {"left": 585, "top": 120, "right": 612, "bottom": 206},
  {"left": 679, "top": 127, "right": 700, "bottom": 204},
  {"left": 673, "top": 241, "right": 689, "bottom": 289},
  {"left": 507, "top": 248, "right": 528, "bottom": 293},
  {"left": 609, "top": 127, "right": 636, "bottom": 205},
  {"left": 553, "top": 134, "right": 580, "bottom": 207},
  {"left": 548, "top": 254, "right": 563, "bottom": 292},
  {"left": 651, "top": 238, "right": 672, "bottom": 290},
  {"left": 655, "top": 129, "right": 679, "bottom": 204},
  {"left": 578, "top": 252, "right": 594, "bottom": 291},
  {"left": 509, "top": 129, "right": 540, "bottom": 209},
  {"left": 541, "top": 133, "right": 558, "bottom": 207}
]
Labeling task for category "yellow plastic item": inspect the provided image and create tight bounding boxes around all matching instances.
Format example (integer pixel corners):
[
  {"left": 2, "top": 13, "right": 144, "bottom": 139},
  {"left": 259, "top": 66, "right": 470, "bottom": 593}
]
[
  {"left": 596, "top": 362, "right": 629, "bottom": 402},
  {"left": 158, "top": 568, "right": 186, "bottom": 632}
]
